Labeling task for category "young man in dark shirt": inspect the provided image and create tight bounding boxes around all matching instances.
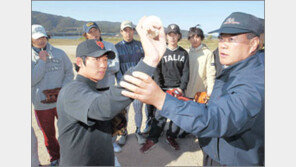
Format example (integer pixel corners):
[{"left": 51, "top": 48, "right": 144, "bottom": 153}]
[
  {"left": 57, "top": 23, "right": 166, "bottom": 166},
  {"left": 140, "top": 24, "right": 190, "bottom": 153}
]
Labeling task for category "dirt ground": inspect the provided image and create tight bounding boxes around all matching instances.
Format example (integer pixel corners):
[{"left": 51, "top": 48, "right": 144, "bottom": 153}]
[{"left": 31, "top": 44, "right": 204, "bottom": 166}]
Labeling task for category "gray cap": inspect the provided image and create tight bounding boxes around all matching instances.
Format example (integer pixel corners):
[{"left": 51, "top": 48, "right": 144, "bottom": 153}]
[
  {"left": 120, "top": 20, "right": 134, "bottom": 30},
  {"left": 76, "top": 39, "right": 115, "bottom": 59},
  {"left": 209, "top": 12, "right": 263, "bottom": 36}
]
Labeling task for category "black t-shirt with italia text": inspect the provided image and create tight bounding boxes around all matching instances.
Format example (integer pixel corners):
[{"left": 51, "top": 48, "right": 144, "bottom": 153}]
[{"left": 154, "top": 46, "right": 190, "bottom": 91}]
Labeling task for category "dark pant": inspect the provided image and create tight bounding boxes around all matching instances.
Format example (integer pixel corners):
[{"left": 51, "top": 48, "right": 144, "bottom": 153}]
[
  {"left": 147, "top": 109, "right": 180, "bottom": 143},
  {"left": 34, "top": 107, "right": 60, "bottom": 162},
  {"left": 202, "top": 151, "right": 223, "bottom": 166},
  {"left": 145, "top": 104, "right": 155, "bottom": 126}
]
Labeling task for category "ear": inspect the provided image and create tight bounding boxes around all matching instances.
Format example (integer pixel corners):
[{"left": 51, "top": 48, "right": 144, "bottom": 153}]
[
  {"left": 249, "top": 37, "right": 260, "bottom": 54},
  {"left": 76, "top": 57, "right": 84, "bottom": 67}
]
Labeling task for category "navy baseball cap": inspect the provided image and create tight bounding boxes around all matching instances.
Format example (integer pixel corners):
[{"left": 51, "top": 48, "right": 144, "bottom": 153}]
[
  {"left": 209, "top": 12, "right": 263, "bottom": 36},
  {"left": 76, "top": 39, "right": 115, "bottom": 59},
  {"left": 83, "top": 22, "right": 100, "bottom": 33},
  {"left": 257, "top": 18, "right": 265, "bottom": 35}
]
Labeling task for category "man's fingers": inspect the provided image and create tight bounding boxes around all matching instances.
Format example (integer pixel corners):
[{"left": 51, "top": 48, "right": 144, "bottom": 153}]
[
  {"left": 123, "top": 75, "right": 146, "bottom": 88},
  {"left": 120, "top": 80, "right": 144, "bottom": 94},
  {"left": 132, "top": 72, "right": 151, "bottom": 82},
  {"left": 136, "top": 16, "right": 147, "bottom": 36},
  {"left": 158, "top": 26, "right": 166, "bottom": 40},
  {"left": 121, "top": 90, "right": 140, "bottom": 100}
]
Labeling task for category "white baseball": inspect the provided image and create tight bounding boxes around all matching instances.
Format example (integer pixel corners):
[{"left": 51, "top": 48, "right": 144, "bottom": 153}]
[{"left": 142, "top": 15, "right": 163, "bottom": 39}]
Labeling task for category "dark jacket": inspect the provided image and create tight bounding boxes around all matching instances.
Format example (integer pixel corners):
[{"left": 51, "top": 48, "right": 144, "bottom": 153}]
[
  {"left": 213, "top": 48, "right": 223, "bottom": 77},
  {"left": 57, "top": 60, "right": 154, "bottom": 166},
  {"left": 159, "top": 52, "right": 264, "bottom": 166},
  {"left": 154, "top": 46, "right": 190, "bottom": 91}
]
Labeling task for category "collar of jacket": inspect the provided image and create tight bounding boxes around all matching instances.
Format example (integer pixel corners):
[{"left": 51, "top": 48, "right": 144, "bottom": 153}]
[
  {"left": 122, "top": 39, "right": 134, "bottom": 45},
  {"left": 167, "top": 45, "right": 179, "bottom": 51},
  {"left": 217, "top": 51, "right": 261, "bottom": 78},
  {"left": 32, "top": 43, "right": 53, "bottom": 54},
  {"left": 75, "top": 74, "right": 97, "bottom": 89},
  {"left": 190, "top": 43, "right": 207, "bottom": 52}
]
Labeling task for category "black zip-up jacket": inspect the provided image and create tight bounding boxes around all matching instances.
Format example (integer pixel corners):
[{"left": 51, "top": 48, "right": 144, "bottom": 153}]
[{"left": 154, "top": 46, "right": 190, "bottom": 91}]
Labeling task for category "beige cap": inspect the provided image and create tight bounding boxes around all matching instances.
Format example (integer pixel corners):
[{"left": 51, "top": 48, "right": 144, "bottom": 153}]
[{"left": 120, "top": 20, "right": 133, "bottom": 30}]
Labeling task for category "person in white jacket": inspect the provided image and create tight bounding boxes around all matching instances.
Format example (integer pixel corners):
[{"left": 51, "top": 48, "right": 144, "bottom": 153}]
[
  {"left": 185, "top": 26, "right": 216, "bottom": 98},
  {"left": 178, "top": 26, "right": 216, "bottom": 138},
  {"left": 31, "top": 24, "right": 74, "bottom": 166}
]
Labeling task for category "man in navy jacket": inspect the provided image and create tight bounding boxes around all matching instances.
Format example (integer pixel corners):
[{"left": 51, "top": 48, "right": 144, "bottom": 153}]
[{"left": 120, "top": 12, "right": 264, "bottom": 166}]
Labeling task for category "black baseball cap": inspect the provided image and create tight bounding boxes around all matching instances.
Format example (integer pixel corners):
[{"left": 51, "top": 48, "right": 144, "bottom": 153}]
[
  {"left": 76, "top": 39, "right": 115, "bottom": 59},
  {"left": 166, "top": 24, "right": 182, "bottom": 40},
  {"left": 209, "top": 12, "right": 263, "bottom": 36},
  {"left": 166, "top": 24, "right": 181, "bottom": 35}
]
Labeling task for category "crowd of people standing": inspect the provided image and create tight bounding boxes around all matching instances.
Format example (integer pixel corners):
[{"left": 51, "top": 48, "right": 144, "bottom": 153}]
[{"left": 32, "top": 11, "right": 264, "bottom": 166}]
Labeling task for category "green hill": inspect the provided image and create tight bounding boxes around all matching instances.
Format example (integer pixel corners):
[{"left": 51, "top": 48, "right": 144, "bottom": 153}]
[
  {"left": 32, "top": 11, "right": 190, "bottom": 37},
  {"left": 32, "top": 11, "right": 122, "bottom": 36}
]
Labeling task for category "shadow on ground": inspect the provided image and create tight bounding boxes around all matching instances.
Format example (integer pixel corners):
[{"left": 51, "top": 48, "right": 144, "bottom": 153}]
[{"left": 116, "top": 127, "right": 202, "bottom": 166}]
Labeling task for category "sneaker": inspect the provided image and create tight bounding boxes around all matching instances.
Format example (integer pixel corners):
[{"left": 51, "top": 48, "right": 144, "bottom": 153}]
[
  {"left": 140, "top": 139, "right": 156, "bottom": 153},
  {"left": 166, "top": 136, "right": 180, "bottom": 150},
  {"left": 50, "top": 159, "right": 59, "bottom": 166},
  {"left": 114, "top": 156, "right": 121, "bottom": 166},
  {"left": 118, "top": 134, "right": 127, "bottom": 146},
  {"left": 113, "top": 142, "right": 122, "bottom": 153},
  {"left": 178, "top": 131, "right": 189, "bottom": 138},
  {"left": 135, "top": 132, "right": 146, "bottom": 145}
]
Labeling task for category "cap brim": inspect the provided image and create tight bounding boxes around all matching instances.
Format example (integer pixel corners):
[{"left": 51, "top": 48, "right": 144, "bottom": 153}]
[
  {"left": 166, "top": 30, "right": 179, "bottom": 34},
  {"left": 121, "top": 25, "right": 133, "bottom": 30},
  {"left": 32, "top": 32, "right": 47, "bottom": 39},
  {"left": 87, "top": 49, "right": 115, "bottom": 59},
  {"left": 209, "top": 27, "right": 251, "bottom": 35},
  {"left": 85, "top": 25, "right": 99, "bottom": 33}
]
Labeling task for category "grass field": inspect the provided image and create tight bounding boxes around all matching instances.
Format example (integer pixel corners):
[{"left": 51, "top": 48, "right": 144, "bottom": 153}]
[
  {"left": 49, "top": 35, "right": 218, "bottom": 51},
  {"left": 49, "top": 35, "right": 218, "bottom": 63}
]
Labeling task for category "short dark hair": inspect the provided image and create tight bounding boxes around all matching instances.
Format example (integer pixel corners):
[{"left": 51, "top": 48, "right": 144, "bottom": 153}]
[
  {"left": 246, "top": 32, "right": 257, "bottom": 40},
  {"left": 188, "top": 26, "right": 204, "bottom": 40},
  {"left": 246, "top": 32, "right": 260, "bottom": 51}
]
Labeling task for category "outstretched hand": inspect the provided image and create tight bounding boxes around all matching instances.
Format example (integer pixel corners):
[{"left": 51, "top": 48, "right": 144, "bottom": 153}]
[
  {"left": 136, "top": 16, "right": 166, "bottom": 67},
  {"left": 120, "top": 71, "right": 166, "bottom": 110}
]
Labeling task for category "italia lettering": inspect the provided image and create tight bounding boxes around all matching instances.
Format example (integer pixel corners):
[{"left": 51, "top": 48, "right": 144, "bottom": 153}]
[{"left": 163, "top": 54, "right": 185, "bottom": 62}]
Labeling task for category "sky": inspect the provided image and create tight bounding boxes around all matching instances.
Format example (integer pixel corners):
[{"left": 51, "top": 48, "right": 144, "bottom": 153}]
[{"left": 32, "top": 1, "right": 264, "bottom": 34}]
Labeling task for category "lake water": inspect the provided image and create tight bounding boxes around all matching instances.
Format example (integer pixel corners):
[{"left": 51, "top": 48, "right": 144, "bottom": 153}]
[
  {"left": 50, "top": 36, "right": 82, "bottom": 39},
  {"left": 51, "top": 33, "right": 118, "bottom": 39}
]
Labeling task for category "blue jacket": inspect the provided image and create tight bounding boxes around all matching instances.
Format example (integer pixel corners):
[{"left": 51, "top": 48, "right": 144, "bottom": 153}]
[
  {"left": 159, "top": 52, "right": 264, "bottom": 166},
  {"left": 115, "top": 39, "right": 144, "bottom": 83}
]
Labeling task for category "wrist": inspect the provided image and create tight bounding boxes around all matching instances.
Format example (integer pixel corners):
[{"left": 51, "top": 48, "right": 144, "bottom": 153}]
[
  {"left": 154, "top": 91, "right": 166, "bottom": 110},
  {"left": 143, "top": 57, "right": 159, "bottom": 68}
]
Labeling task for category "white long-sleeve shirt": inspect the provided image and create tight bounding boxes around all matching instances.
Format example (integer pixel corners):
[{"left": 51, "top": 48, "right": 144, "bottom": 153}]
[{"left": 185, "top": 44, "right": 216, "bottom": 98}]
